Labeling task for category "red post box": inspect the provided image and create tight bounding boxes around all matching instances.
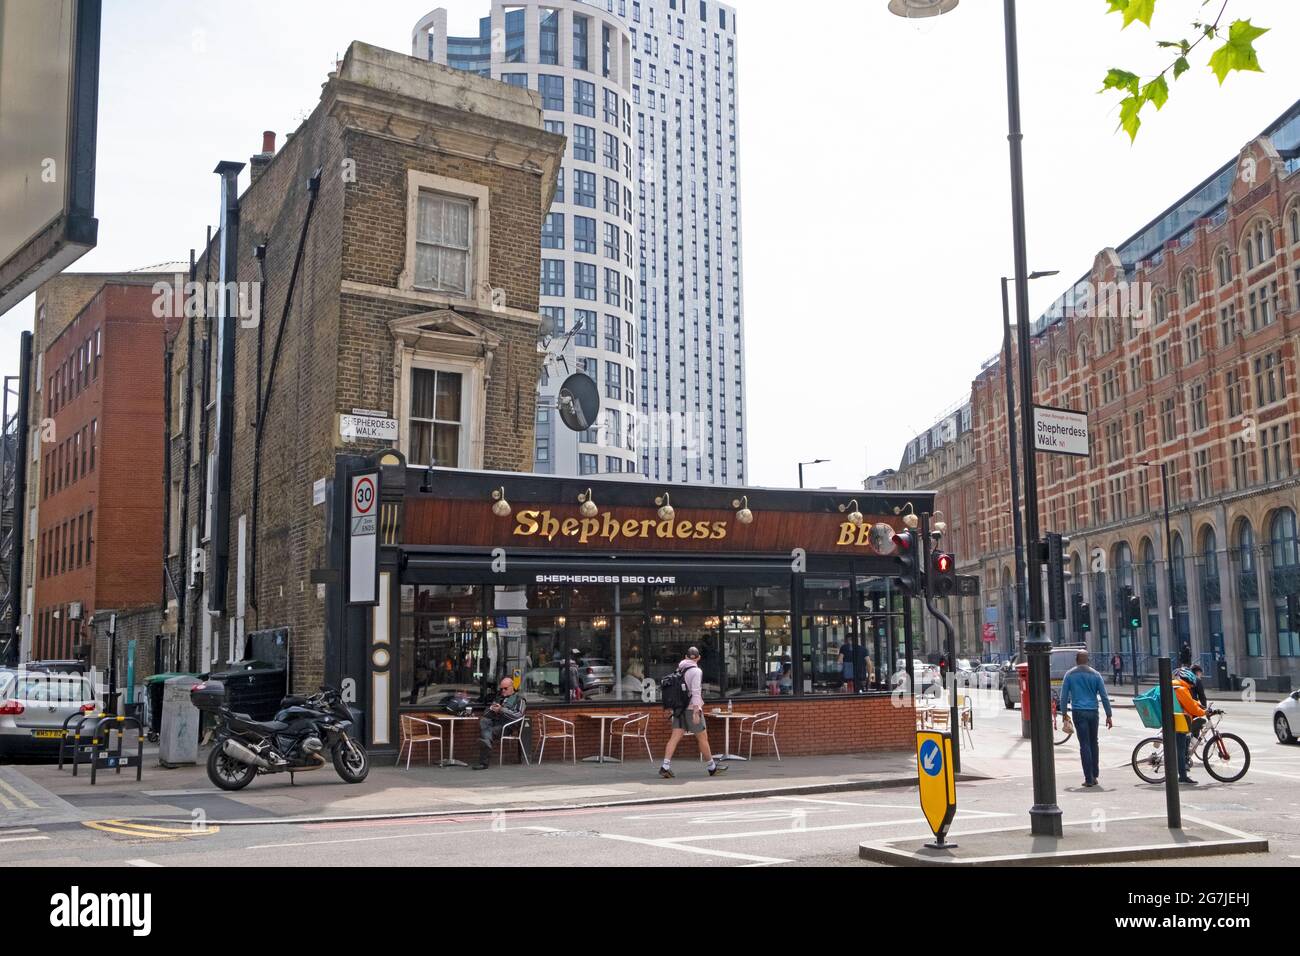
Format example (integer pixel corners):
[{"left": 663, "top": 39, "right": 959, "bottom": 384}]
[{"left": 1016, "top": 661, "right": 1031, "bottom": 739}]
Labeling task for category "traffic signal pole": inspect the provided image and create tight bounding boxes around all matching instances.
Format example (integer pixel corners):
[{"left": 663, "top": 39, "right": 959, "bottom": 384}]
[{"left": 1003, "top": 0, "right": 1062, "bottom": 838}]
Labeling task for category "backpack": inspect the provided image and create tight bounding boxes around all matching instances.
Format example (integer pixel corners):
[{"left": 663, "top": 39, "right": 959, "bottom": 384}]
[{"left": 660, "top": 664, "right": 696, "bottom": 712}]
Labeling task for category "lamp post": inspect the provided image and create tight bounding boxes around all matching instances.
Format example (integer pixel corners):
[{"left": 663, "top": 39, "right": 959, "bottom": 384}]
[
  {"left": 1140, "top": 460, "right": 1175, "bottom": 663},
  {"left": 1001, "top": 271, "right": 1059, "bottom": 660},
  {"left": 798, "top": 459, "right": 829, "bottom": 489},
  {"left": 888, "top": 0, "right": 1061, "bottom": 837}
]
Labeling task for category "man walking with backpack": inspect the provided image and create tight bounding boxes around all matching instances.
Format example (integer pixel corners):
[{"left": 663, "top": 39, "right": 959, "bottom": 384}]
[{"left": 659, "top": 646, "right": 727, "bottom": 778}]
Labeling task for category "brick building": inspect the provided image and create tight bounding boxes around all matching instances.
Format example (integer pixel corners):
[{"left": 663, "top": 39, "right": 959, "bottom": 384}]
[
  {"left": 14, "top": 268, "right": 182, "bottom": 671},
  {"left": 163, "top": 43, "right": 565, "bottom": 695},
  {"left": 887, "top": 100, "right": 1300, "bottom": 689}
]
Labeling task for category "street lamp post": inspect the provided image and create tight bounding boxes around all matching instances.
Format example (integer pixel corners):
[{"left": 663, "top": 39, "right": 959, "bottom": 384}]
[
  {"left": 888, "top": 0, "right": 1062, "bottom": 837},
  {"left": 798, "top": 459, "right": 829, "bottom": 489},
  {"left": 1141, "top": 460, "right": 1176, "bottom": 663},
  {"left": 1001, "top": 271, "right": 1058, "bottom": 660}
]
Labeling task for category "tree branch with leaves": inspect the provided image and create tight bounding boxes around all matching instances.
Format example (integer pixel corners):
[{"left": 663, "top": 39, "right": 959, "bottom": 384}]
[{"left": 1099, "top": 0, "right": 1269, "bottom": 141}]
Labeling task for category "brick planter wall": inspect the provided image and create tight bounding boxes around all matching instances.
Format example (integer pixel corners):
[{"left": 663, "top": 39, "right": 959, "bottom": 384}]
[{"left": 401, "top": 694, "right": 916, "bottom": 764}]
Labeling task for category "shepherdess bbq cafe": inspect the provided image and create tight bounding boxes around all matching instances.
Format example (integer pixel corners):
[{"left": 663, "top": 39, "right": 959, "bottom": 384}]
[{"left": 327, "top": 452, "right": 933, "bottom": 759}]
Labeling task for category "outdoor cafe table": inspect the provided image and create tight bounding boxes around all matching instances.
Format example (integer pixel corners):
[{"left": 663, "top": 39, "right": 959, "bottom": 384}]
[
  {"left": 580, "top": 712, "right": 634, "bottom": 763},
  {"left": 704, "top": 708, "right": 757, "bottom": 761},
  {"left": 427, "top": 714, "right": 479, "bottom": 767}
]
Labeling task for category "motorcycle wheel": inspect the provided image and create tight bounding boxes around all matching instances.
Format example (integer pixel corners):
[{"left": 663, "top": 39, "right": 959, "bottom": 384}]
[
  {"left": 207, "top": 742, "right": 257, "bottom": 791},
  {"left": 333, "top": 737, "right": 370, "bottom": 784}
]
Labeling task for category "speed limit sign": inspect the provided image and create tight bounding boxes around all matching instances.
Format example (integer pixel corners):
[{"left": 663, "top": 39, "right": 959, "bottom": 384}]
[{"left": 348, "top": 470, "right": 380, "bottom": 604}]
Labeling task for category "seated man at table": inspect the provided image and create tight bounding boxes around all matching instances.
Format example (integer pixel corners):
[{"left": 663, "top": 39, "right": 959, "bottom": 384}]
[{"left": 474, "top": 677, "right": 527, "bottom": 770}]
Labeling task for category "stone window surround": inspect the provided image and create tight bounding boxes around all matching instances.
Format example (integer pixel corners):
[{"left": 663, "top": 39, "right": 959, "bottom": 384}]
[{"left": 399, "top": 170, "right": 493, "bottom": 309}]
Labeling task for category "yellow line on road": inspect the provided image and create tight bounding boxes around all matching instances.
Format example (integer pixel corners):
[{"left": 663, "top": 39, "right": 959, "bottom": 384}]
[
  {"left": 0, "top": 792, "right": 15, "bottom": 811},
  {"left": 82, "top": 820, "right": 219, "bottom": 839},
  {"left": 0, "top": 778, "right": 39, "bottom": 809}
]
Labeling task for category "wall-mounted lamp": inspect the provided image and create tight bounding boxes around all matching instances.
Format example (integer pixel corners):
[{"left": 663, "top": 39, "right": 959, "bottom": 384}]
[
  {"left": 731, "top": 495, "right": 753, "bottom": 525},
  {"left": 491, "top": 487, "right": 512, "bottom": 518},
  {"left": 578, "top": 488, "right": 598, "bottom": 518},
  {"left": 838, "top": 499, "right": 864, "bottom": 526},
  {"left": 655, "top": 492, "right": 674, "bottom": 521}
]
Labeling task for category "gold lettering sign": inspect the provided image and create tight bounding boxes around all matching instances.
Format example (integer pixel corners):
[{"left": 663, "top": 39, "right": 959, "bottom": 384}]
[{"left": 514, "top": 510, "right": 728, "bottom": 545}]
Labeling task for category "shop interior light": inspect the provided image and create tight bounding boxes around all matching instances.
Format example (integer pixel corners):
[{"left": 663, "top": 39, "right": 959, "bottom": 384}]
[
  {"left": 556, "top": 615, "right": 567, "bottom": 628},
  {"left": 578, "top": 488, "right": 598, "bottom": 518},
  {"left": 652, "top": 614, "right": 666, "bottom": 625},
  {"left": 491, "top": 486, "right": 511, "bottom": 518},
  {"left": 838, "top": 499, "right": 864, "bottom": 526},
  {"left": 655, "top": 492, "right": 675, "bottom": 521},
  {"left": 731, "top": 495, "right": 753, "bottom": 524},
  {"left": 448, "top": 616, "right": 459, "bottom": 629}
]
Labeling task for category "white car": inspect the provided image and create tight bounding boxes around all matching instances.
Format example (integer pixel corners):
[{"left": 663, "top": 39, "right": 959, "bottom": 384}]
[{"left": 1274, "top": 690, "right": 1300, "bottom": 744}]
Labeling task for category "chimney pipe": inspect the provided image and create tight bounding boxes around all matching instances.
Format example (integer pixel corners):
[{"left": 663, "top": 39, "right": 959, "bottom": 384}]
[{"left": 249, "top": 131, "right": 276, "bottom": 185}]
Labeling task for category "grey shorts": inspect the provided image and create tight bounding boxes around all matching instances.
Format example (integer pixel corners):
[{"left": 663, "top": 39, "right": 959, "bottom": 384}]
[{"left": 672, "top": 709, "right": 706, "bottom": 734}]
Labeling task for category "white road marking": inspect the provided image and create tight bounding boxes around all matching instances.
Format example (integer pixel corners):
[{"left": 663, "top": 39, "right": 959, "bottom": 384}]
[
  {"left": 125, "top": 859, "right": 161, "bottom": 867},
  {"left": 770, "top": 797, "right": 916, "bottom": 809},
  {"left": 0, "top": 827, "right": 38, "bottom": 835},
  {"left": 669, "top": 812, "right": 1014, "bottom": 843},
  {"left": 247, "top": 825, "right": 556, "bottom": 851},
  {"left": 598, "top": 831, "right": 791, "bottom": 865},
  {"left": 0, "top": 835, "right": 49, "bottom": 845}
]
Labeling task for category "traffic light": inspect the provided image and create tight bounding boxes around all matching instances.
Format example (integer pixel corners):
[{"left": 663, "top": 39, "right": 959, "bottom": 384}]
[
  {"left": 1045, "top": 533, "right": 1067, "bottom": 622},
  {"left": 928, "top": 550, "right": 957, "bottom": 598},
  {"left": 1124, "top": 588, "right": 1142, "bottom": 630},
  {"left": 893, "top": 529, "right": 920, "bottom": 596},
  {"left": 1078, "top": 602, "right": 1091, "bottom": 633}
]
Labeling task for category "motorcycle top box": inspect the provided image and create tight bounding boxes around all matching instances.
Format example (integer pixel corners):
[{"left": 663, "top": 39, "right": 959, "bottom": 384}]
[{"left": 190, "top": 680, "right": 226, "bottom": 713}]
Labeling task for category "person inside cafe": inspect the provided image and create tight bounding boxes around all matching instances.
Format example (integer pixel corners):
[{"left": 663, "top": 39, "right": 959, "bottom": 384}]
[{"left": 474, "top": 677, "right": 527, "bottom": 770}]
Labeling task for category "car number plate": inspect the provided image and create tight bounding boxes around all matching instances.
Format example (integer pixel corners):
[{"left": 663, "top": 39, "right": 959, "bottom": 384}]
[{"left": 31, "top": 730, "right": 63, "bottom": 739}]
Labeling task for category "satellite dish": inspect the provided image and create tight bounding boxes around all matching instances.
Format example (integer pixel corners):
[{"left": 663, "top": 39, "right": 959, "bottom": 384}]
[
  {"left": 869, "top": 523, "right": 897, "bottom": 555},
  {"left": 557, "top": 373, "right": 600, "bottom": 432}
]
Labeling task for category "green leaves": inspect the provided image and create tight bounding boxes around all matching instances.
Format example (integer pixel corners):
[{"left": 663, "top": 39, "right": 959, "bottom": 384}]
[
  {"left": 1207, "top": 19, "right": 1269, "bottom": 84},
  {"left": 1098, "top": 5, "right": 1269, "bottom": 141}
]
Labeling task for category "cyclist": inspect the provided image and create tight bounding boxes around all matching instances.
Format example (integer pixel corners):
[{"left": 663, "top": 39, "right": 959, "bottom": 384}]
[
  {"left": 1172, "top": 666, "right": 1207, "bottom": 785},
  {"left": 1058, "top": 650, "right": 1113, "bottom": 788}
]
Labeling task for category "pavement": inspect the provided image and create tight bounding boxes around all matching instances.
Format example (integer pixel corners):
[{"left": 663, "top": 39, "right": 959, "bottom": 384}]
[{"left": 2, "top": 745, "right": 968, "bottom": 827}]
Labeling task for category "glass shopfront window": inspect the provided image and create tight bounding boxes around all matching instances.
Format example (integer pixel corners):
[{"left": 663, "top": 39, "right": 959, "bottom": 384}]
[{"left": 399, "top": 578, "right": 889, "bottom": 709}]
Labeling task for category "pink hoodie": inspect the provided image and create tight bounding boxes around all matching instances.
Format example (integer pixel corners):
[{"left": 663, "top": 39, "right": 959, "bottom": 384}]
[{"left": 679, "top": 659, "right": 703, "bottom": 709}]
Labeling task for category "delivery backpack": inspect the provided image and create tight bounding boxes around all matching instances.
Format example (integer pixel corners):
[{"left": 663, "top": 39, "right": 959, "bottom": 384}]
[
  {"left": 1133, "top": 685, "right": 1184, "bottom": 729},
  {"left": 660, "top": 664, "right": 696, "bottom": 712}
]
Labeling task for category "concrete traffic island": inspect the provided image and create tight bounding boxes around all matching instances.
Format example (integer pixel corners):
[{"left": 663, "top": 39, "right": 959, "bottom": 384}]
[{"left": 859, "top": 814, "right": 1269, "bottom": 866}]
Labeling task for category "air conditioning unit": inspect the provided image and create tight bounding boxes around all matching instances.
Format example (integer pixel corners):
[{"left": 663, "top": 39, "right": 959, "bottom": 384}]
[
  {"left": 68, "top": 602, "right": 82, "bottom": 620},
  {"left": 191, "top": 548, "right": 206, "bottom": 575}
]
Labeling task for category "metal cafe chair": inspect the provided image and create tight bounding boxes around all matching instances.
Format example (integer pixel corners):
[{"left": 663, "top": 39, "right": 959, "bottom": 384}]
[
  {"left": 610, "top": 712, "right": 654, "bottom": 764},
  {"left": 397, "top": 714, "right": 444, "bottom": 769},
  {"left": 499, "top": 717, "right": 531, "bottom": 766},
  {"left": 536, "top": 713, "right": 576, "bottom": 765},
  {"left": 744, "top": 712, "right": 781, "bottom": 761}
]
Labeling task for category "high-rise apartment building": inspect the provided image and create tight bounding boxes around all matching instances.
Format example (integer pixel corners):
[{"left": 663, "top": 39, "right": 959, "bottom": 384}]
[{"left": 413, "top": 0, "right": 747, "bottom": 485}]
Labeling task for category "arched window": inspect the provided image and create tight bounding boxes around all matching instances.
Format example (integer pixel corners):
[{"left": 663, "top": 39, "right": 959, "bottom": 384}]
[
  {"left": 1097, "top": 318, "right": 1114, "bottom": 354},
  {"left": 1037, "top": 359, "right": 1050, "bottom": 393},
  {"left": 1289, "top": 205, "right": 1300, "bottom": 246},
  {"left": 1056, "top": 349, "right": 1070, "bottom": 381},
  {"left": 1236, "top": 520, "right": 1256, "bottom": 573},
  {"left": 1115, "top": 541, "right": 1134, "bottom": 586},
  {"left": 1243, "top": 218, "right": 1274, "bottom": 271},
  {"left": 1180, "top": 268, "right": 1197, "bottom": 309},
  {"left": 1271, "top": 507, "right": 1298, "bottom": 569},
  {"left": 1200, "top": 525, "right": 1219, "bottom": 587},
  {"left": 1150, "top": 290, "right": 1167, "bottom": 326},
  {"left": 1171, "top": 532, "right": 1186, "bottom": 589},
  {"left": 1215, "top": 246, "right": 1233, "bottom": 287},
  {"left": 1077, "top": 334, "right": 1091, "bottom": 367}
]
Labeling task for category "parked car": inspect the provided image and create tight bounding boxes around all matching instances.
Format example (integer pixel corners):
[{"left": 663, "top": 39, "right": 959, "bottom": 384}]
[
  {"left": 894, "top": 660, "right": 942, "bottom": 695},
  {"left": 0, "top": 670, "right": 98, "bottom": 757},
  {"left": 1275, "top": 690, "right": 1300, "bottom": 744},
  {"left": 577, "top": 657, "right": 615, "bottom": 695},
  {"left": 1001, "top": 644, "right": 1087, "bottom": 710},
  {"left": 974, "top": 663, "right": 1003, "bottom": 689}
]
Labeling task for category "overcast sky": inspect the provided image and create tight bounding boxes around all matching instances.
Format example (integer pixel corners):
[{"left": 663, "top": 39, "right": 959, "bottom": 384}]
[{"left": 3, "top": 0, "right": 1298, "bottom": 492}]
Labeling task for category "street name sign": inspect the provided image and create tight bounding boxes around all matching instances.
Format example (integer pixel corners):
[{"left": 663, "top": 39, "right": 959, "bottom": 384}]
[
  {"left": 1032, "top": 405, "right": 1089, "bottom": 457},
  {"left": 916, "top": 730, "right": 957, "bottom": 848},
  {"left": 340, "top": 413, "right": 399, "bottom": 443}
]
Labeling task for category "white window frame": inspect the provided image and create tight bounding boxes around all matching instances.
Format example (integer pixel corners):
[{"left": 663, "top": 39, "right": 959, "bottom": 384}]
[
  {"left": 395, "top": 350, "right": 485, "bottom": 471},
  {"left": 400, "top": 172, "right": 492, "bottom": 307}
]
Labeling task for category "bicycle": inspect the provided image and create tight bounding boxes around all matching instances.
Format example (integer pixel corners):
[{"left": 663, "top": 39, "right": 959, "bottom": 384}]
[
  {"left": 1051, "top": 694, "right": 1073, "bottom": 746},
  {"left": 1130, "top": 706, "right": 1250, "bottom": 784}
]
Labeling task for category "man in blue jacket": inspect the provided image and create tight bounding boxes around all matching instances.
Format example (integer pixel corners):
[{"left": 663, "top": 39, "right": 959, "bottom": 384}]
[{"left": 1058, "top": 650, "right": 1113, "bottom": 788}]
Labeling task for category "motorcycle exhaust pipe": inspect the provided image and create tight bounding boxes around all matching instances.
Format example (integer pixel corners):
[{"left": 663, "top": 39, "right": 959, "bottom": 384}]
[{"left": 223, "top": 738, "right": 271, "bottom": 769}]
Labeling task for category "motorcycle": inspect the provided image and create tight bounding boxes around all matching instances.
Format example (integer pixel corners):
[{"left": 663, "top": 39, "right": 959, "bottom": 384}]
[{"left": 190, "top": 681, "right": 370, "bottom": 791}]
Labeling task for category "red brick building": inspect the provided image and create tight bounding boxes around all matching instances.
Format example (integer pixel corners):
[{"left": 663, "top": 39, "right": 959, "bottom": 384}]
[
  {"left": 888, "top": 100, "right": 1300, "bottom": 688},
  {"left": 30, "top": 282, "right": 179, "bottom": 661}
]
